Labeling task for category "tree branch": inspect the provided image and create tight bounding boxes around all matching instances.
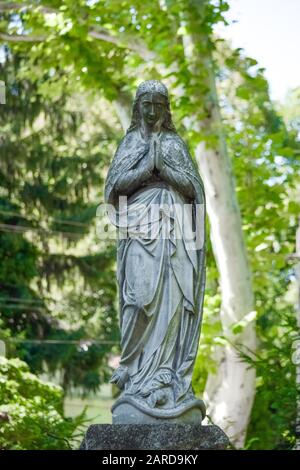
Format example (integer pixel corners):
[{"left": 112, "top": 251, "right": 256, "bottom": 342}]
[
  {"left": 0, "top": 2, "right": 26, "bottom": 11},
  {"left": 89, "top": 30, "right": 155, "bottom": 60},
  {"left": 0, "top": 32, "right": 46, "bottom": 42},
  {"left": 0, "top": 30, "right": 155, "bottom": 60},
  {"left": 0, "top": 2, "right": 155, "bottom": 59},
  {"left": 0, "top": 2, "right": 55, "bottom": 13}
]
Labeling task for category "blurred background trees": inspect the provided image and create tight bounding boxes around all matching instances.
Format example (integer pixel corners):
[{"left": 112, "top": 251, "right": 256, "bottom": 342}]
[
  {"left": 0, "top": 51, "right": 119, "bottom": 392},
  {"left": 0, "top": 0, "right": 299, "bottom": 449}
]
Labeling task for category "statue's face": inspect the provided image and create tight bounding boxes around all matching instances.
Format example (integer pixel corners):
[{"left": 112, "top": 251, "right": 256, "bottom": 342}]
[{"left": 139, "top": 92, "right": 166, "bottom": 127}]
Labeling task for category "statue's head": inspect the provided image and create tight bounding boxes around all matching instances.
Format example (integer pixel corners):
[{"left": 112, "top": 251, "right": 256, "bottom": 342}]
[{"left": 127, "top": 80, "right": 176, "bottom": 133}]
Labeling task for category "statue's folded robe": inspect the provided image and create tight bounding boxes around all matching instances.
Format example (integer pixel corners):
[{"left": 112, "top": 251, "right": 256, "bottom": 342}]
[{"left": 105, "top": 129, "right": 206, "bottom": 410}]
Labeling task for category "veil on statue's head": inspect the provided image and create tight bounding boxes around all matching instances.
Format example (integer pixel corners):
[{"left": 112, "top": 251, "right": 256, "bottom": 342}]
[{"left": 127, "top": 80, "right": 177, "bottom": 134}]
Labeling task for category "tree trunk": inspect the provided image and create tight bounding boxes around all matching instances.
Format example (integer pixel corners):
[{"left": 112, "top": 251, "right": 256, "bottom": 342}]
[
  {"left": 181, "top": 1, "right": 256, "bottom": 447},
  {"left": 197, "top": 118, "right": 256, "bottom": 446}
]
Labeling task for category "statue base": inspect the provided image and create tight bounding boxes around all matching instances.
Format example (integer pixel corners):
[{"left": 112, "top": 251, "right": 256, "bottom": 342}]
[
  {"left": 111, "top": 396, "right": 205, "bottom": 424},
  {"left": 80, "top": 424, "right": 230, "bottom": 450}
]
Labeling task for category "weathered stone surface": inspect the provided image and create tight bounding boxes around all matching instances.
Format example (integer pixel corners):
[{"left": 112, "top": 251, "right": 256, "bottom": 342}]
[
  {"left": 104, "top": 80, "right": 206, "bottom": 423},
  {"left": 112, "top": 397, "right": 205, "bottom": 425},
  {"left": 80, "top": 424, "right": 230, "bottom": 450}
]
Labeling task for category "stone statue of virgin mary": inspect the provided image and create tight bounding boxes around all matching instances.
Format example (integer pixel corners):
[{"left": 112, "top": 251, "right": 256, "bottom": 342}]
[{"left": 105, "top": 80, "right": 206, "bottom": 424}]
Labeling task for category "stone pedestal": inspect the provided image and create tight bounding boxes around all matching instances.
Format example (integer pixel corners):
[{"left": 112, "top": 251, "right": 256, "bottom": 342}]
[
  {"left": 80, "top": 424, "right": 230, "bottom": 450},
  {"left": 112, "top": 396, "right": 206, "bottom": 425}
]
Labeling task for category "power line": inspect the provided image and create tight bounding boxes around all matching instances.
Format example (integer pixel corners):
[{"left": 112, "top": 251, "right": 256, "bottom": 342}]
[
  {"left": 0, "top": 301, "right": 105, "bottom": 313},
  {"left": 0, "top": 303, "right": 105, "bottom": 314},
  {"left": 1, "top": 338, "right": 119, "bottom": 345},
  {"left": 0, "top": 209, "right": 28, "bottom": 219},
  {"left": 0, "top": 297, "right": 103, "bottom": 306},
  {"left": 0, "top": 222, "right": 86, "bottom": 239},
  {"left": 0, "top": 304, "right": 46, "bottom": 312},
  {"left": 0, "top": 297, "right": 45, "bottom": 305},
  {"left": 0, "top": 208, "right": 92, "bottom": 228},
  {"left": 0, "top": 297, "right": 104, "bottom": 310}
]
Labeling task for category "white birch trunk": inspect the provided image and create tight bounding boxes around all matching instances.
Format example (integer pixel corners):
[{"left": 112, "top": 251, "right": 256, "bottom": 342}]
[
  {"left": 197, "top": 130, "right": 256, "bottom": 446},
  {"left": 181, "top": 21, "right": 256, "bottom": 445}
]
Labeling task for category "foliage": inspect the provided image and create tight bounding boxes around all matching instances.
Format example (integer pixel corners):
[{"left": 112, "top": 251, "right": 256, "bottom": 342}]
[
  {"left": 237, "top": 310, "right": 298, "bottom": 450},
  {"left": 0, "top": 356, "right": 86, "bottom": 449},
  {"left": 0, "top": 50, "right": 119, "bottom": 392},
  {"left": 0, "top": 0, "right": 300, "bottom": 450}
]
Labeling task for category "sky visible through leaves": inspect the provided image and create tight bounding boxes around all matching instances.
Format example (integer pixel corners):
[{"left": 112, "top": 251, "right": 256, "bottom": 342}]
[{"left": 216, "top": 0, "right": 300, "bottom": 102}]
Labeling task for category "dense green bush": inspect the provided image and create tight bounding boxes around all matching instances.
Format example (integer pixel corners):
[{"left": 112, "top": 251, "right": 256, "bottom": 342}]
[{"left": 0, "top": 357, "right": 86, "bottom": 450}]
